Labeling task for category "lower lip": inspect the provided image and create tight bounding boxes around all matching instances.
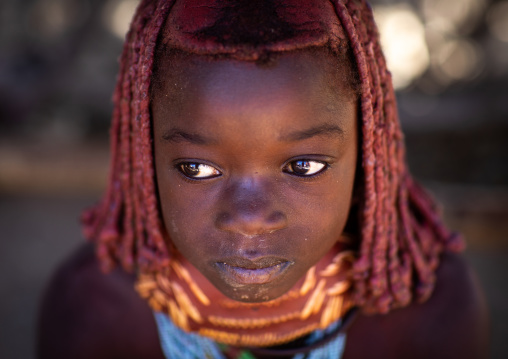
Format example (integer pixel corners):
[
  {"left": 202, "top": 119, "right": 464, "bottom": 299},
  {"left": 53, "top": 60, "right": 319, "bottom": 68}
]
[{"left": 216, "top": 262, "right": 291, "bottom": 285}]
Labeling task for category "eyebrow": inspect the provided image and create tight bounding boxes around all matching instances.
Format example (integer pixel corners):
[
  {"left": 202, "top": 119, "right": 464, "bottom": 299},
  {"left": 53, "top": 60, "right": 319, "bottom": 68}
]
[
  {"left": 162, "top": 128, "right": 215, "bottom": 145},
  {"left": 162, "top": 123, "right": 344, "bottom": 145},
  {"left": 281, "top": 123, "right": 345, "bottom": 142}
]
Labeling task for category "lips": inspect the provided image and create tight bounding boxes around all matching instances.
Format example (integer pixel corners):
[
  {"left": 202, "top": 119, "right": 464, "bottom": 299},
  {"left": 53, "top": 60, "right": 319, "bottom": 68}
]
[{"left": 215, "top": 257, "right": 292, "bottom": 285}]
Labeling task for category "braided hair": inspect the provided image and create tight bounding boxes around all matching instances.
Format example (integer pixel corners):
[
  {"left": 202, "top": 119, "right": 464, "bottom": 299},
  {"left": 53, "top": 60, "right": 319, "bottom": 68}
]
[{"left": 82, "top": 0, "right": 464, "bottom": 314}]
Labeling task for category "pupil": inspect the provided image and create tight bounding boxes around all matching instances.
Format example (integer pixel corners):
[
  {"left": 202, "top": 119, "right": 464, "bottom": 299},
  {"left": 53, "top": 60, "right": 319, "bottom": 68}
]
[
  {"left": 292, "top": 160, "right": 310, "bottom": 174},
  {"left": 184, "top": 163, "right": 200, "bottom": 176}
]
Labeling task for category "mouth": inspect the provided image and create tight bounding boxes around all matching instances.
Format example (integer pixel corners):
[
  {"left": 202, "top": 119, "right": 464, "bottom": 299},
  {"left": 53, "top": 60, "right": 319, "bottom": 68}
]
[{"left": 215, "top": 257, "right": 292, "bottom": 285}]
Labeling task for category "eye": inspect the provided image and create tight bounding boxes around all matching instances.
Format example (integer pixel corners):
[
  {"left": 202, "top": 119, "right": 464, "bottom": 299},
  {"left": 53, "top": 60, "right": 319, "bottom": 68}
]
[
  {"left": 283, "top": 160, "right": 328, "bottom": 177},
  {"left": 177, "top": 162, "right": 221, "bottom": 179}
]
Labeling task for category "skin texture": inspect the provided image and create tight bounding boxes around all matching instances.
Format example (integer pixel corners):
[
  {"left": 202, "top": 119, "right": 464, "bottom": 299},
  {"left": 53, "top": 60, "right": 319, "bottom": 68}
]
[
  {"left": 151, "top": 50, "right": 358, "bottom": 302},
  {"left": 37, "top": 51, "right": 490, "bottom": 358}
]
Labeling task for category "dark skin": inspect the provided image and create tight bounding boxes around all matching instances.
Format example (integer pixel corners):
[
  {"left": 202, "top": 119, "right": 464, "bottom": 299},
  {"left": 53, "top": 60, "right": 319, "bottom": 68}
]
[
  {"left": 38, "top": 51, "right": 489, "bottom": 358},
  {"left": 152, "top": 51, "right": 357, "bottom": 303}
]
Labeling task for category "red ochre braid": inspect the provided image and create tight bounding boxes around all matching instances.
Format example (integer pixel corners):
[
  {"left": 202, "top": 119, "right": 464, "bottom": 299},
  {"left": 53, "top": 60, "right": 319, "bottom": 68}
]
[{"left": 82, "top": 0, "right": 464, "bottom": 314}]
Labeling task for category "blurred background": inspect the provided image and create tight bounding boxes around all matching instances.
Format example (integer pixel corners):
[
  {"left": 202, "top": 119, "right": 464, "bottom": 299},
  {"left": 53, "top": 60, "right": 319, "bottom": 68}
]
[{"left": 0, "top": 0, "right": 506, "bottom": 357}]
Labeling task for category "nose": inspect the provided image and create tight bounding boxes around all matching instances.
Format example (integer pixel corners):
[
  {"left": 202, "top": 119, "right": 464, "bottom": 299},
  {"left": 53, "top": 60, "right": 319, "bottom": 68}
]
[{"left": 215, "top": 177, "right": 287, "bottom": 236}]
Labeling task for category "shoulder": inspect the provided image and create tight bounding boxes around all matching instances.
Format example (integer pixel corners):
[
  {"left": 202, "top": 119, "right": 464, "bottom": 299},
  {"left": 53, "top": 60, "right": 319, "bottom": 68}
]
[
  {"left": 37, "top": 242, "right": 164, "bottom": 359},
  {"left": 344, "top": 252, "right": 490, "bottom": 359}
]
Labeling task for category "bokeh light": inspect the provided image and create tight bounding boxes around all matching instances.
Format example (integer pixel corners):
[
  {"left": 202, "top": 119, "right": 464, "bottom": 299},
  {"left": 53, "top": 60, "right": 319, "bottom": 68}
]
[
  {"left": 435, "top": 38, "right": 483, "bottom": 82},
  {"left": 374, "top": 4, "right": 430, "bottom": 90},
  {"left": 421, "top": 0, "right": 486, "bottom": 35},
  {"left": 416, "top": 0, "right": 486, "bottom": 88},
  {"left": 26, "top": 0, "right": 89, "bottom": 40},
  {"left": 103, "top": 0, "right": 140, "bottom": 40}
]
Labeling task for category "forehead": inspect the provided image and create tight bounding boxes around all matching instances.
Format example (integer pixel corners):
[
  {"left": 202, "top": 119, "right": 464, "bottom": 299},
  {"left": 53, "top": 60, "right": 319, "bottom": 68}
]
[
  {"left": 151, "top": 48, "right": 354, "bottom": 110},
  {"left": 150, "top": 49, "right": 357, "bottom": 146}
]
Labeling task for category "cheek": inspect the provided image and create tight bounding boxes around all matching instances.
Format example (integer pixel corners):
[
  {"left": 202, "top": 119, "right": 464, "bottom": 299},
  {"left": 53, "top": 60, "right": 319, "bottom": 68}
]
[
  {"left": 159, "top": 192, "right": 206, "bottom": 264},
  {"left": 157, "top": 175, "right": 221, "bottom": 253},
  {"left": 155, "top": 148, "right": 209, "bottom": 239},
  {"left": 156, "top": 166, "right": 193, "bottom": 241},
  {"left": 307, "top": 187, "right": 352, "bottom": 236},
  {"left": 302, "top": 170, "right": 356, "bottom": 242},
  {"left": 160, "top": 186, "right": 200, "bottom": 234},
  {"left": 283, "top": 182, "right": 353, "bottom": 262}
]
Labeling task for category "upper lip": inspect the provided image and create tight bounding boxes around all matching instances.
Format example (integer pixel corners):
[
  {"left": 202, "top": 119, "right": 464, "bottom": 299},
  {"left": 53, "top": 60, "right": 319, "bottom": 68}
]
[{"left": 216, "top": 256, "right": 290, "bottom": 269}]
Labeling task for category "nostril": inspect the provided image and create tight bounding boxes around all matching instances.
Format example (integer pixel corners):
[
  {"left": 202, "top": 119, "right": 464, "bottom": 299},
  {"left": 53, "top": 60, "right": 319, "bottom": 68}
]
[
  {"left": 267, "top": 211, "right": 286, "bottom": 226},
  {"left": 215, "top": 212, "right": 233, "bottom": 227}
]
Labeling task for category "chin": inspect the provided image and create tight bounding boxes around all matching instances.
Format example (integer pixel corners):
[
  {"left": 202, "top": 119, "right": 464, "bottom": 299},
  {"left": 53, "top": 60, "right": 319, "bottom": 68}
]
[{"left": 220, "top": 283, "right": 289, "bottom": 303}]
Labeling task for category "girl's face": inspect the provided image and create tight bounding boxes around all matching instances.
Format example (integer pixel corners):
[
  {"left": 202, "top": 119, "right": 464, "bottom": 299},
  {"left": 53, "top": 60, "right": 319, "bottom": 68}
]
[{"left": 152, "top": 50, "right": 358, "bottom": 302}]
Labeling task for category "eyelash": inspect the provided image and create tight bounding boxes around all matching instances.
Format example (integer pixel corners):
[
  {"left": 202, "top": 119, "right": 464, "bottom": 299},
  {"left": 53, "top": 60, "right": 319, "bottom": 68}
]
[
  {"left": 176, "top": 162, "right": 222, "bottom": 180},
  {"left": 175, "top": 159, "right": 330, "bottom": 180},
  {"left": 282, "top": 159, "right": 329, "bottom": 177}
]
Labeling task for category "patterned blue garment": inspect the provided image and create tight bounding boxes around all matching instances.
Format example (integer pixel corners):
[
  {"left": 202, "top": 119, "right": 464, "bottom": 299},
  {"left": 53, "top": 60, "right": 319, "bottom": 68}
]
[{"left": 154, "top": 312, "right": 346, "bottom": 359}]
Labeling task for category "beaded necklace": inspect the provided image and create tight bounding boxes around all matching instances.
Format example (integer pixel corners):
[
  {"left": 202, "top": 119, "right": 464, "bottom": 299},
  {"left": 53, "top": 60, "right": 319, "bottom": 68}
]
[{"left": 153, "top": 310, "right": 352, "bottom": 359}]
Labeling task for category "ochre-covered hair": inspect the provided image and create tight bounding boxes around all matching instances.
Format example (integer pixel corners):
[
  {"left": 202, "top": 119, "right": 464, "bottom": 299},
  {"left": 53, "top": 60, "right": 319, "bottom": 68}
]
[{"left": 82, "top": 0, "right": 464, "bottom": 314}]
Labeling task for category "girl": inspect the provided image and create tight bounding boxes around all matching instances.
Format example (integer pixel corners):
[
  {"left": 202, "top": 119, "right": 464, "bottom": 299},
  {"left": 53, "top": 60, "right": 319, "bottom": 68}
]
[{"left": 38, "top": 0, "right": 489, "bottom": 358}]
